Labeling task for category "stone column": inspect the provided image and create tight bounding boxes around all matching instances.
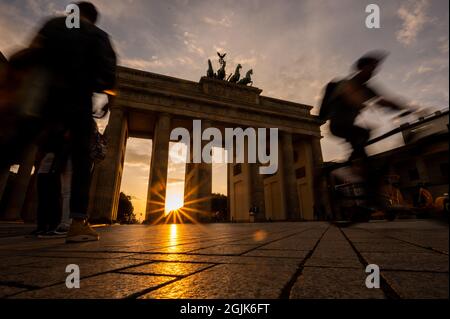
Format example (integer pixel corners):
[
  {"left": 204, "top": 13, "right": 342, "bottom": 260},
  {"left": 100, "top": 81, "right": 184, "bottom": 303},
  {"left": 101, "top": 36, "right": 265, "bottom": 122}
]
[
  {"left": 184, "top": 148, "right": 198, "bottom": 216},
  {"left": 197, "top": 120, "right": 212, "bottom": 218},
  {"left": 280, "top": 132, "right": 300, "bottom": 220},
  {"left": 248, "top": 130, "right": 266, "bottom": 221},
  {"left": 3, "top": 144, "right": 37, "bottom": 220},
  {"left": 311, "top": 137, "right": 332, "bottom": 220},
  {"left": 90, "top": 105, "right": 128, "bottom": 223},
  {"left": 226, "top": 162, "right": 231, "bottom": 221},
  {"left": 146, "top": 113, "right": 171, "bottom": 222},
  {"left": 183, "top": 121, "right": 213, "bottom": 221},
  {"left": 249, "top": 162, "right": 266, "bottom": 221}
]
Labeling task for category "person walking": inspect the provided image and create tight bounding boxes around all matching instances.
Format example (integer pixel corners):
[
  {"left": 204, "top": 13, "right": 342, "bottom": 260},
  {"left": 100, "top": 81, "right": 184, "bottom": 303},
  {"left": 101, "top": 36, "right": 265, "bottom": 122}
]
[{"left": 30, "top": 2, "right": 116, "bottom": 242}]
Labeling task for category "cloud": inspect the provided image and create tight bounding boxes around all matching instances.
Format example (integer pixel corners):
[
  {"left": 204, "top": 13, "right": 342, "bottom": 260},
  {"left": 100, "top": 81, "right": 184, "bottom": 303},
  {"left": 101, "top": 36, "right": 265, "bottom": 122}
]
[
  {"left": 396, "top": 0, "right": 430, "bottom": 46},
  {"left": 121, "top": 57, "right": 175, "bottom": 70},
  {"left": 1, "top": 0, "right": 448, "bottom": 171},
  {"left": 438, "top": 36, "right": 449, "bottom": 54},
  {"left": 203, "top": 16, "right": 232, "bottom": 28}
]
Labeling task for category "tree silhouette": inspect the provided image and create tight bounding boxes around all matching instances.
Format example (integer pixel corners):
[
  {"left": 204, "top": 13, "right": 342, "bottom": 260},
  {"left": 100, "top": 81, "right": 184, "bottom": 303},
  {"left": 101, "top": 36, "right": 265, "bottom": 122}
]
[
  {"left": 211, "top": 193, "right": 228, "bottom": 221},
  {"left": 117, "top": 192, "right": 137, "bottom": 224}
]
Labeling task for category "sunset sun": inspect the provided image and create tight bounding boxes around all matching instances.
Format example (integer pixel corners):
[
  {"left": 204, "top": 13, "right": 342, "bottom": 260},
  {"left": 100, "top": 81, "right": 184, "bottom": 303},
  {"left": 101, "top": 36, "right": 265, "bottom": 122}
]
[{"left": 164, "top": 192, "right": 184, "bottom": 215}]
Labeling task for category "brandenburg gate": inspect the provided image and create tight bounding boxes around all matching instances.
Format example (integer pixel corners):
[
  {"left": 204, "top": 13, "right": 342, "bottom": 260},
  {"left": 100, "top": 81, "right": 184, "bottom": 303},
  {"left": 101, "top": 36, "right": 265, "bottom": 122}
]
[
  {"left": 0, "top": 65, "right": 328, "bottom": 223},
  {"left": 88, "top": 66, "right": 327, "bottom": 223}
]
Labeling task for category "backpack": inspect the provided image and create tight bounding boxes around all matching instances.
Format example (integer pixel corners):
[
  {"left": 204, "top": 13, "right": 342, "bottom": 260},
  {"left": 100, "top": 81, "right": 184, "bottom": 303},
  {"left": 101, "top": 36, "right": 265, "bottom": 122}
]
[{"left": 319, "top": 80, "right": 342, "bottom": 120}]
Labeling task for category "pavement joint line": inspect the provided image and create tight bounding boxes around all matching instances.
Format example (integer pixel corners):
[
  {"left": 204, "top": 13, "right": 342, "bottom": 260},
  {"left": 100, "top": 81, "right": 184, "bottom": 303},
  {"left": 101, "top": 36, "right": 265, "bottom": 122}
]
[
  {"left": 278, "top": 224, "right": 331, "bottom": 299},
  {"left": 114, "top": 271, "right": 183, "bottom": 278},
  {"left": 0, "top": 281, "right": 40, "bottom": 290},
  {"left": 350, "top": 250, "right": 447, "bottom": 254},
  {"left": 378, "top": 269, "right": 449, "bottom": 274},
  {"left": 5, "top": 259, "right": 158, "bottom": 298},
  {"left": 126, "top": 258, "right": 225, "bottom": 265},
  {"left": 183, "top": 228, "right": 309, "bottom": 254},
  {"left": 180, "top": 232, "right": 308, "bottom": 255},
  {"left": 236, "top": 226, "right": 322, "bottom": 256},
  {"left": 339, "top": 227, "right": 401, "bottom": 300},
  {"left": 354, "top": 228, "right": 449, "bottom": 256},
  {"left": 119, "top": 228, "right": 324, "bottom": 299},
  {"left": 303, "top": 265, "right": 363, "bottom": 270},
  {"left": 10, "top": 253, "right": 137, "bottom": 261},
  {"left": 127, "top": 263, "right": 218, "bottom": 299}
]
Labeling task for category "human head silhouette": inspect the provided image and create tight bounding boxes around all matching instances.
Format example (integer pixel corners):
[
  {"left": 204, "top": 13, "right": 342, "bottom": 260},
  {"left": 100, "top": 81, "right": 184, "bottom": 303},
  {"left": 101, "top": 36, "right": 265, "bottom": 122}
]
[
  {"left": 75, "top": 1, "right": 99, "bottom": 24},
  {"left": 353, "top": 50, "right": 388, "bottom": 82}
]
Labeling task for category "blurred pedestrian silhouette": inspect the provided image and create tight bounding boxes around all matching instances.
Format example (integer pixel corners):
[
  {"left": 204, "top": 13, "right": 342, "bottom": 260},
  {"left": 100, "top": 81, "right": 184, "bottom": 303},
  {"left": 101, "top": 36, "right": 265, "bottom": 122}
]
[
  {"left": 2, "top": 2, "right": 116, "bottom": 242},
  {"left": 319, "top": 51, "right": 412, "bottom": 208},
  {"left": 320, "top": 51, "right": 411, "bottom": 162}
]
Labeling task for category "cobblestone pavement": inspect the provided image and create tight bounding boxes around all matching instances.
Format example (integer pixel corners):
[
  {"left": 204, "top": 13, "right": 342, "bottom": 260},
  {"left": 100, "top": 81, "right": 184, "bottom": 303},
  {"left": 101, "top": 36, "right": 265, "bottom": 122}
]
[{"left": 0, "top": 220, "right": 448, "bottom": 299}]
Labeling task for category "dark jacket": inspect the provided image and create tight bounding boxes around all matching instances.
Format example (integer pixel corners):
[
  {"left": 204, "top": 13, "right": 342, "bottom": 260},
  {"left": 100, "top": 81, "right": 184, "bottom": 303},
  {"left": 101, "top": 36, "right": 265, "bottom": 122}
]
[{"left": 36, "top": 17, "right": 116, "bottom": 105}]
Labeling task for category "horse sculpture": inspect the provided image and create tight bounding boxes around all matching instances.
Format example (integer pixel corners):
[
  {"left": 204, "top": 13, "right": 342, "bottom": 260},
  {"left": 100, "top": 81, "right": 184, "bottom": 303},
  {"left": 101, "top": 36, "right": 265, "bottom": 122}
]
[
  {"left": 238, "top": 69, "right": 253, "bottom": 86},
  {"left": 207, "top": 59, "right": 215, "bottom": 78},
  {"left": 216, "top": 60, "right": 226, "bottom": 80},
  {"left": 204, "top": 53, "right": 254, "bottom": 85},
  {"left": 227, "top": 64, "right": 242, "bottom": 83}
]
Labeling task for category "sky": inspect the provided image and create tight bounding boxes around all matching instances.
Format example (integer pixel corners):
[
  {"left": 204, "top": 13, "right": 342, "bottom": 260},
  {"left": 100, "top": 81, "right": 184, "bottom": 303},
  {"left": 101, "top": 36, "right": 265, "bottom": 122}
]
[{"left": 1, "top": 0, "right": 448, "bottom": 218}]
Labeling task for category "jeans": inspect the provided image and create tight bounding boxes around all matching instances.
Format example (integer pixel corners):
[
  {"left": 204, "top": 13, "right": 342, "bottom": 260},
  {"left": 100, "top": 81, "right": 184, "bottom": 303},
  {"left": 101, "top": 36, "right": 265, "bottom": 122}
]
[
  {"left": 66, "top": 110, "right": 94, "bottom": 219},
  {"left": 59, "top": 158, "right": 72, "bottom": 226}
]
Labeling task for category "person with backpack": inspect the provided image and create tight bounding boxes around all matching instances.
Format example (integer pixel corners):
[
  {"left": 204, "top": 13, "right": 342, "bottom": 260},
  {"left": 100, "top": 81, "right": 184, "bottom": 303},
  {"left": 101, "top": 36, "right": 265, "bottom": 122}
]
[
  {"left": 319, "top": 51, "right": 412, "bottom": 162},
  {"left": 27, "top": 2, "right": 116, "bottom": 243}
]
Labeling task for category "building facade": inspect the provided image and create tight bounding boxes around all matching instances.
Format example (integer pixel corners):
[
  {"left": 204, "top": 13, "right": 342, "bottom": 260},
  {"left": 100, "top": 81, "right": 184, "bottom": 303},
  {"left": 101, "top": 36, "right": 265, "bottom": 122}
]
[{"left": 0, "top": 66, "right": 327, "bottom": 223}]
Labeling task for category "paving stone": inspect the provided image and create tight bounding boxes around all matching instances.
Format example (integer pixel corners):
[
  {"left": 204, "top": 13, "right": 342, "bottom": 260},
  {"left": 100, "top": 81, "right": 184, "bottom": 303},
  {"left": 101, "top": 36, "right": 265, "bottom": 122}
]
[
  {"left": 21, "top": 251, "right": 135, "bottom": 260},
  {"left": 305, "top": 256, "right": 362, "bottom": 269},
  {"left": 385, "top": 236, "right": 449, "bottom": 254},
  {"left": 0, "top": 221, "right": 447, "bottom": 299},
  {"left": 0, "top": 285, "right": 27, "bottom": 298},
  {"left": 0, "top": 255, "right": 48, "bottom": 268},
  {"left": 290, "top": 267, "right": 385, "bottom": 299},
  {"left": 148, "top": 244, "right": 213, "bottom": 253},
  {"left": 304, "top": 228, "right": 361, "bottom": 268},
  {"left": 361, "top": 252, "right": 449, "bottom": 272},
  {"left": 11, "top": 273, "right": 175, "bottom": 299},
  {"left": 352, "top": 242, "right": 428, "bottom": 253},
  {"left": 243, "top": 249, "right": 309, "bottom": 259},
  {"left": 382, "top": 271, "right": 449, "bottom": 299},
  {"left": 259, "top": 238, "right": 318, "bottom": 250},
  {"left": 192, "top": 244, "right": 258, "bottom": 255},
  {"left": 0, "top": 265, "right": 38, "bottom": 276},
  {"left": 128, "top": 253, "right": 302, "bottom": 265},
  {"left": 118, "top": 262, "right": 213, "bottom": 276},
  {"left": 292, "top": 229, "right": 328, "bottom": 239},
  {"left": 140, "top": 263, "right": 297, "bottom": 299},
  {"left": 0, "top": 258, "right": 148, "bottom": 287}
]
